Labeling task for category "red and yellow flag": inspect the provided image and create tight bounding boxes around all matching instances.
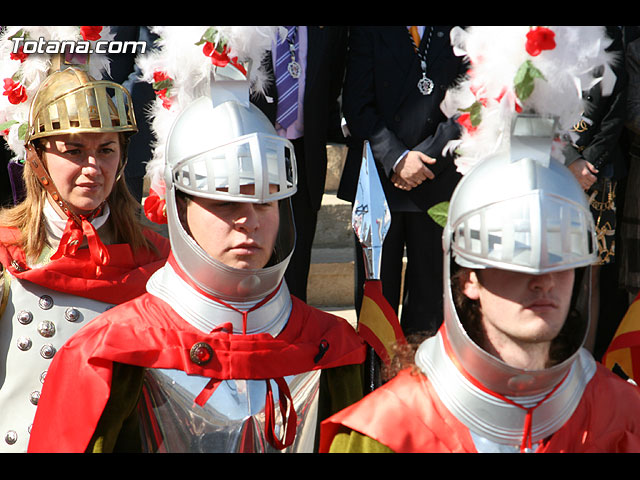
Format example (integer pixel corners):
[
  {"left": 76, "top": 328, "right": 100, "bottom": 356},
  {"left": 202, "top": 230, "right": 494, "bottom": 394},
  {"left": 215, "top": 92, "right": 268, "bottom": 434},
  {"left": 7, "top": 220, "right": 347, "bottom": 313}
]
[
  {"left": 357, "top": 280, "right": 406, "bottom": 365},
  {"left": 602, "top": 293, "right": 640, "bottom": 382}
]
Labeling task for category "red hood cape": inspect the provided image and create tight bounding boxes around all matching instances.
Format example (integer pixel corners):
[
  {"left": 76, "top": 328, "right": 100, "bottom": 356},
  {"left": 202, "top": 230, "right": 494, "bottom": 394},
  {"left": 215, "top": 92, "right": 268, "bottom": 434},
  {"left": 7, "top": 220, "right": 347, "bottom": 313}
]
[
  {"left": 0, "top": 226, "right": 170, "bottom": 304},
  {"left": 28, "top": 293, "right": 366, "bottom": 452}
]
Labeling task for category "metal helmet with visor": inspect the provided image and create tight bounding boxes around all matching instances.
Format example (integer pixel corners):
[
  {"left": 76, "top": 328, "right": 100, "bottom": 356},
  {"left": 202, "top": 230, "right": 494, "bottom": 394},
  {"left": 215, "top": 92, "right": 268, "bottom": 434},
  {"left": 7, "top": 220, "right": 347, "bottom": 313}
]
[
  {"left": 164, "top": 67, "right": 298, "bottom": 302},
  {"left": 442, "top": 114, "right": 598, "bottom": 396}
]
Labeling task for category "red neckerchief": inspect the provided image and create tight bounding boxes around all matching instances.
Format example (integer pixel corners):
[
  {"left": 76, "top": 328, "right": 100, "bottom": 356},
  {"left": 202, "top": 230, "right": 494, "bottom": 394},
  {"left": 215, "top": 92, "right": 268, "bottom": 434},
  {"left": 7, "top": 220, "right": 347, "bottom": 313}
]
[
  {"left": 440, "top": 327, "right": 569, "bottom": 453},
  {"left": 49, "top": 209, "right": 110, "bottom": 267},
  {"left": 0, "top": 226, "right": 170, "bottom": 304}
]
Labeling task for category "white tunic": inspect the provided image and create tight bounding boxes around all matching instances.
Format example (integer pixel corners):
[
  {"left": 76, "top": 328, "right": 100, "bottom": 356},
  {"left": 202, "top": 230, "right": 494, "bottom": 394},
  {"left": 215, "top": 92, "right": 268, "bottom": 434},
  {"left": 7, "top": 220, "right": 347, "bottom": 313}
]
[{"left": 0, "top": 204, "right": 113, "bottom": 452}]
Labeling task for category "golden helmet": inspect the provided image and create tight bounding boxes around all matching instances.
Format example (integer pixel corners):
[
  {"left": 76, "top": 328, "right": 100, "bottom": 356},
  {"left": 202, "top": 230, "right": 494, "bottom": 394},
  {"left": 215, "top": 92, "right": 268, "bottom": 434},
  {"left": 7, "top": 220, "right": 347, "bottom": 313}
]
[{"left": 26, "top": 66, "right": 137, "bottom": 144}]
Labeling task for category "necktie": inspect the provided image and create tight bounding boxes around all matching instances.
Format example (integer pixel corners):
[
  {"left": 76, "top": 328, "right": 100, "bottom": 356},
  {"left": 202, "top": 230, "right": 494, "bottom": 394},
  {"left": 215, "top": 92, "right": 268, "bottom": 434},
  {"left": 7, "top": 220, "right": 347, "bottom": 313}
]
[
  {"left": 275, "top": 26, "right": 299, "bottom": 129},
  {"left": 409, "top": 26, "right": 421, "bottom": 51}
]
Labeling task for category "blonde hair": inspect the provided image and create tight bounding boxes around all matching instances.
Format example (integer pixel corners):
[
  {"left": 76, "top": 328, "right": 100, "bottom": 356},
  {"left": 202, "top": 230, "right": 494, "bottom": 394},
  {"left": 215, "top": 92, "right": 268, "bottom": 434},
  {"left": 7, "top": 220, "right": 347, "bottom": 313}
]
[{"left": 0, "top": 136, "right": 158, "bottom": 263}]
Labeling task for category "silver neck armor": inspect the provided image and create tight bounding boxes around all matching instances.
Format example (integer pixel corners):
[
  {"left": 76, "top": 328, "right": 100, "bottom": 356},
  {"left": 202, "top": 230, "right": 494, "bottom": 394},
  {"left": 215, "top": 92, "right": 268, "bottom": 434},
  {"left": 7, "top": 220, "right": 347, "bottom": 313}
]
[
  {"left": 415, "top": 330, "right": 596, "bottom": 449},
  {"left": 146, "top": 259, "right": 292, "bottom": 336}
]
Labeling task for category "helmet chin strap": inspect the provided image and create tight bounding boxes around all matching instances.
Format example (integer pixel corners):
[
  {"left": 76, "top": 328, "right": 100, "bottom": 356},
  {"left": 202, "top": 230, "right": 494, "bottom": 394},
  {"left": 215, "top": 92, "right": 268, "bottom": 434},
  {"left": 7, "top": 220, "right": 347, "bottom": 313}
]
[{"left": 26, "top": 144, "right": 114, "bottom": 266}]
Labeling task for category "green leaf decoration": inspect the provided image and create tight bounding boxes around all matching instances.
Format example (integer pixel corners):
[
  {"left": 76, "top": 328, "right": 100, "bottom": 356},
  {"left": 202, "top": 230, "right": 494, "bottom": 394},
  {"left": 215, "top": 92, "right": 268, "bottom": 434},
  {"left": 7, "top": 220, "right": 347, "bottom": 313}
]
[
  {"left": 459, "top": 100, "right": 483, "bottom": 128},
  {"left": 152, "top": 79, "right": 172, "bottom": 91},
  {"left": 514, "top": 60, "right": 546, "bottom": 102},
  {"left": 0, "top": 120, "right": 18, "bottom": 131},
  {"left": 18, "top": 123, "right": 28, "bottom": 141},
  {"left": 195, "top": 27, "right": 227, "bottom": 53},
  {"left": 427, "top": 201, "right": 450, "bottom": 228}
]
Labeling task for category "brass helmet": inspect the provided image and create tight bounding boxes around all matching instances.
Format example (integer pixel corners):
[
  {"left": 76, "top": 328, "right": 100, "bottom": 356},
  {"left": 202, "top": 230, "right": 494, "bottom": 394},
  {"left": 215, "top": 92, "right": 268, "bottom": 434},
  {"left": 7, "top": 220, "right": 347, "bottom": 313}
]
[
  {"left": 24, "top": 63, "right": 138, "bottom": 221},
  {"left": 26, "top": 65, "right": 137, "bottom": 144}
]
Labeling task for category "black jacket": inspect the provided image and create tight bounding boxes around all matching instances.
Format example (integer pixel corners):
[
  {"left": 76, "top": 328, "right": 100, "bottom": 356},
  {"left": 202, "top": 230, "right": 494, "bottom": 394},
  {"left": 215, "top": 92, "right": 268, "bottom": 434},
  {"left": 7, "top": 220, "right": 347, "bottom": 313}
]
[{"left": 338, "top": 26, "right": 468, "bottom": 212}]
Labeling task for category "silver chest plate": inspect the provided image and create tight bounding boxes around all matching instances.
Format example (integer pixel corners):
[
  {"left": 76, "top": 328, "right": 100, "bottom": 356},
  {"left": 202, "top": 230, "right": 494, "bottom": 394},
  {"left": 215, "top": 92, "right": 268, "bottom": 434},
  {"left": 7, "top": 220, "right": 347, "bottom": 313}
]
[
  {"left": 138, "top": 367, "right": 321, "bottom": 452},
  {"left": 0, "top": 273, "right": 113, "bottom": 452}
]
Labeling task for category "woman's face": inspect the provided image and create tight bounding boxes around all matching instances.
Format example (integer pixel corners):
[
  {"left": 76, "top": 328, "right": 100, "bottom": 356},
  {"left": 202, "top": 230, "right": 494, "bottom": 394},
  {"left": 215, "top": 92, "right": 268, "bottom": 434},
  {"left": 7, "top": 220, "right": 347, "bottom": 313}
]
[{"left": 40, "top": 132, "right": 122, "bottom": 217}]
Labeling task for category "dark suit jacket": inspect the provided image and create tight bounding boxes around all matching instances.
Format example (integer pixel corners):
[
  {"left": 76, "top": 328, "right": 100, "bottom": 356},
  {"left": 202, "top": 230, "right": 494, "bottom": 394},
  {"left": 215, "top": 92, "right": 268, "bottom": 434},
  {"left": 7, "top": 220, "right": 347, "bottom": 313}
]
[
  {"left": 338, "top": 26, "right": 468, "bottom": 212},
  {"left": 562, "top": 26, "right": 627, "bottom": 181},
  {"left": 253, "top": 26, "right": 348, "bottom": 212}
]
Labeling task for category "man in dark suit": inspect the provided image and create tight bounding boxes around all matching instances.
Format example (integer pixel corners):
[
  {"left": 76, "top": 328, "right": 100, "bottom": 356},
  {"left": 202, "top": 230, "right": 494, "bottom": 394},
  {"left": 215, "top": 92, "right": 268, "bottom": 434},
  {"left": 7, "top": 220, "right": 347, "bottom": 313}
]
[
  {"left": 253, "top": 26, "right": 348, "bottom": 302},
  {"left": 338, "top": 26, "right": 467, "bottom": 335}
]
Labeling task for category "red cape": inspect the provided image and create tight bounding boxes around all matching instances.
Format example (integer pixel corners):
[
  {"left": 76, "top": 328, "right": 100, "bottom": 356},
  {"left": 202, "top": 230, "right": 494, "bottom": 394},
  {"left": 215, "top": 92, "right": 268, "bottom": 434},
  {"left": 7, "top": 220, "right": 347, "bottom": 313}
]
[
  {"left": 28, "top": 293, "right": 366, "bottom": 452},
  {"left": 0, "top": 226, "right": 170, "bottom": 304},
  {"left": 320, "top": 363, "right": 640, "bottom": 453}
]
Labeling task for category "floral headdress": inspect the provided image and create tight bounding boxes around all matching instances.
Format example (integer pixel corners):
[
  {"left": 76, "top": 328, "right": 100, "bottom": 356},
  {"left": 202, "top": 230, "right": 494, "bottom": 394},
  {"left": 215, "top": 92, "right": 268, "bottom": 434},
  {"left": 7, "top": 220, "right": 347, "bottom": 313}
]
[
  {"left": 0, "top": 26, "right": 115, "bottom": 161},
  {"left": 440, "top": 26, "right": 617, "bottom": 175},
  {"left": 135, "top": 26, "right": 282, "bottom": 224}
]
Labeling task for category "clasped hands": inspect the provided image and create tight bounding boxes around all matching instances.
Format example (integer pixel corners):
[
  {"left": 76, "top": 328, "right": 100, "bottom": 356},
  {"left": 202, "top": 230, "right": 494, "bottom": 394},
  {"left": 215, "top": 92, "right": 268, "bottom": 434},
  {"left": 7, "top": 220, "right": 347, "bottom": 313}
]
[{"left": 391, "top": 150, "right": 436, "bottom": 191}]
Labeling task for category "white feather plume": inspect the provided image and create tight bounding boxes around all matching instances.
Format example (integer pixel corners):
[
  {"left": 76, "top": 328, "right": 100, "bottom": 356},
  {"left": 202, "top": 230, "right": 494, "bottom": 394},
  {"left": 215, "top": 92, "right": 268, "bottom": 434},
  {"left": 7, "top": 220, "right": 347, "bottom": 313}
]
[
  {"left": 0, "top": 25, "right": 115, "bottom": 160},
  {"left": 440, "top": 26, "right": 617, "bottom": 174},
  {"left": 136, "top": 26, "right": 282, "bottom": 196}
]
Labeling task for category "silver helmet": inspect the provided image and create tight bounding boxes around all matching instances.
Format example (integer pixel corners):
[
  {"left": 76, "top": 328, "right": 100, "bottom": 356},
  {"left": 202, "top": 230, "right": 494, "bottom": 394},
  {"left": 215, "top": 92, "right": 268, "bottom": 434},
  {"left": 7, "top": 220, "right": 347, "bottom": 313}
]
[
  {"left": 442, "top": 114, "right": 598, "bottom": 395},
  {"left": 164, "top": 72, "right": 297, "bottom": 302}
]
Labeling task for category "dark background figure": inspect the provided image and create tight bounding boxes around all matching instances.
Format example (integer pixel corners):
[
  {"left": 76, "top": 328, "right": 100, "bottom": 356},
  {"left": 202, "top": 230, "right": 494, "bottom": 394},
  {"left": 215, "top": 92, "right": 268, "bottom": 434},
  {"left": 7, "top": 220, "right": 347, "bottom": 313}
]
[
  {"left": 561, "top": 26, "right": 628, "bottom": 359},
  {"left": 106, "top": 26, "right": 158, "bottom": 204},
  {"left": 338, "top": 26, "right": 467, "bottom": 336},
  {"left": 619, "top": 24, "right": 640, "bottom": 302},
  {"left": 0, "top": 138, "right": 13, "bottom": 207},
  {"left": 253, "top": 26, "right": 348, "bottom": 302}
]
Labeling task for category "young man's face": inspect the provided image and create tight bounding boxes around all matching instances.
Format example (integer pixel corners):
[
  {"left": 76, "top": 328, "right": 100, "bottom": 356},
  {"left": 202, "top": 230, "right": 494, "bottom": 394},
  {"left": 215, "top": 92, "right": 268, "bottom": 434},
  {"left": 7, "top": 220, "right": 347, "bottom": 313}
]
[
  {"left": 461, "top": 268, "right": 575, "bottom": 367},
  {"left": 184, "top": 184, "right": 280, "bottom": 270}
]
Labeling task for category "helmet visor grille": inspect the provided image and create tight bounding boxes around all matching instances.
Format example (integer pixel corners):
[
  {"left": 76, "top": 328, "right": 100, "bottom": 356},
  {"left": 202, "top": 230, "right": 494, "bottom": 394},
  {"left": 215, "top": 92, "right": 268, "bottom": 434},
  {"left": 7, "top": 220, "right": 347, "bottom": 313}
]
[
  {"left": 172, "top": 132, "right": 297, "bottom": 203},
  {"left": 30, "top": 81, "right": 136, "bottom": 140},
  {"left": 452, "top": 192, "right": 597, "bottom": 273}
]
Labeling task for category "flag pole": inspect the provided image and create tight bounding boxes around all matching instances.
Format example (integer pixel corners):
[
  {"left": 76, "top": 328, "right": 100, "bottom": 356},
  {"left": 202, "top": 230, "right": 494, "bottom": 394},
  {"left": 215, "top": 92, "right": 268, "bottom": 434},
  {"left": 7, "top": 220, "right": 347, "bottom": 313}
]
[{"left": 352, "top": 141, "right": 405, "bottom": 392}]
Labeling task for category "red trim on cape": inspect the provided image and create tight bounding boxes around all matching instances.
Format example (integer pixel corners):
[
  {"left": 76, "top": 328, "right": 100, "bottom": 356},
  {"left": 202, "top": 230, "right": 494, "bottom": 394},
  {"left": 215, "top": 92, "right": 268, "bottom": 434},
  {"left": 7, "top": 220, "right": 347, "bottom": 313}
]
[
  {"left": 0, "top": 226, "right": 170, "bottom": 304},
  {"left": 28, "top": 292, "right": 366, "bottom": 452}
]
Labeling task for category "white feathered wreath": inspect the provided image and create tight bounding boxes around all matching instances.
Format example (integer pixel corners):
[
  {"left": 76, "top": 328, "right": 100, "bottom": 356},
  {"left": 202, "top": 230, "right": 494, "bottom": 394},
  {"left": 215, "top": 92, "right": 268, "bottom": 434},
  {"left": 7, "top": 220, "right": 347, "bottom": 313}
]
[
  {"left": 440, "top": 26, "right": 618, "bottom": 175},
  {"left": 0, "top": 26, "right": 115, "bottom": 161}
]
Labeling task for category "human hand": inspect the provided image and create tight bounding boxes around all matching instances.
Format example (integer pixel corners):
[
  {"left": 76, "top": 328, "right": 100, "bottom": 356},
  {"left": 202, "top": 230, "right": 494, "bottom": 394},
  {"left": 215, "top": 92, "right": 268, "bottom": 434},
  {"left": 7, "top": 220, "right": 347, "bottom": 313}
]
[
  {"left": 567, "top": 159, "right": 598, "bottom": 191},
  {"left": 393, "top": 151, "right": 436, "bottom": 191}
]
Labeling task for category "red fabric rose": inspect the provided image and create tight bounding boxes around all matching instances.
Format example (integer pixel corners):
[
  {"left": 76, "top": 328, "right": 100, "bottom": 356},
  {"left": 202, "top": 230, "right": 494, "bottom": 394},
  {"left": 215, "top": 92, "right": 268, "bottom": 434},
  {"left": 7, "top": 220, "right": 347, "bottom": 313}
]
[
  {"left": 152, "top": 71, "right": 173, "bottom": 110},
  {"left": 10, "top": 46, "right": 28, "bottom": 63},
  {"left": 153, "top": 71, "right": 170, "bottom": 83},
  {"left": 3, "top": 78, "right": 28, "bottom": 105},
  {"left": 80, "top": 26, "right": 103, "bottom": 41},
  {"left": 525, "top": 27, "right": 556, "bottom": 56},
  {"left": 457, "top": 112, "right": 477, "bottom": 134},
  {"left": 203, "top": 41, "right": 230, "bottom": 67},
  {"left": 202, "top": 42, "right": 247, "bottom": 75},
  {"left": 143, "top": 189, "right": 168, "bottom": 225}
]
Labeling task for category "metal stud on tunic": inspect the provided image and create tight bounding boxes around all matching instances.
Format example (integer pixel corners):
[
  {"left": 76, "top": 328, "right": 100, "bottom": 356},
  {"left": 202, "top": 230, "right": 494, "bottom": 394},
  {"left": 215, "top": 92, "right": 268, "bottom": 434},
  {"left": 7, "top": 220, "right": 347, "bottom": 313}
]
[
  {"left": 38, "top": 295, "right": 53, "bottom": 310},
  {"left": 64, "top": 307, "right": 81, "bottom": 322},
  {"left": 17, "top": 310, "right": 33, "bottom": 325},
  {"left": 17, "top": 336, "right": 32, "bottom": 351},
  {"left": 40, "top": 344, "right": 56, "bottom": 359},
  {"left": 4, "top": 431, "right": 17, "bottom": 445},
  {"left": 37, "top": 320, "right": 56, "bottom": 338}
]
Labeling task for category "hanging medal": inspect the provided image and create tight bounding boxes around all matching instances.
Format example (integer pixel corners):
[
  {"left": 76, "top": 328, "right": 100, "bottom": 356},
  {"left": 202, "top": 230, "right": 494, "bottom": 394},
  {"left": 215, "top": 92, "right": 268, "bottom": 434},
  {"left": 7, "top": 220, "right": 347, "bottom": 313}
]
[
  {"left": 409, "top": 27, "right": 435, "bottom": 96},
  {"left": 286, "top": 28, "right": 301, "bottom": 79},
  {"left": 417, "top": 60, "right": 434, "bottom": 95}
]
